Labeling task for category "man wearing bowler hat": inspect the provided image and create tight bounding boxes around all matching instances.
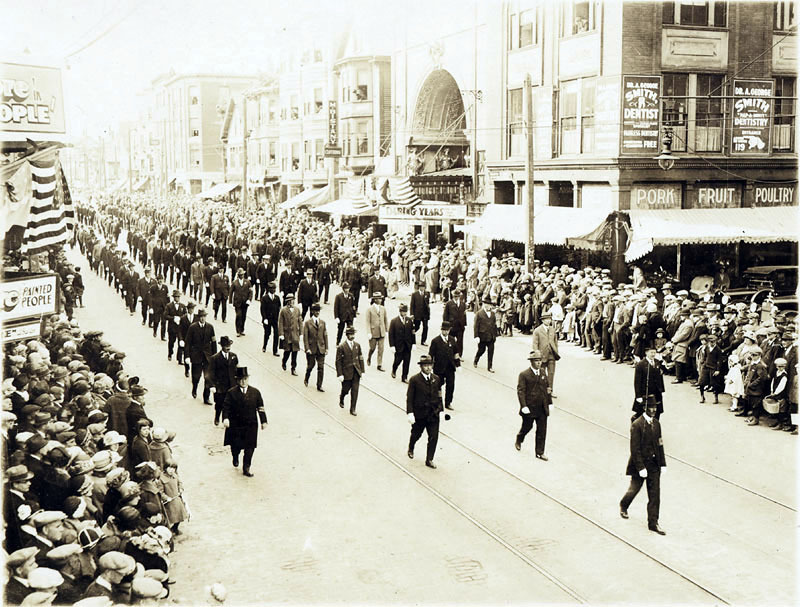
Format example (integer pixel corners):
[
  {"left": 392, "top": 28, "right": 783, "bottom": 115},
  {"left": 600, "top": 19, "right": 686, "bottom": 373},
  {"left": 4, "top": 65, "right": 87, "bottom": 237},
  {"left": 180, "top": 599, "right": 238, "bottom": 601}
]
[
  {"left": 336, "top": 326, "right": 365, "bottom": 415},
  {"left": 185, "top": 308, "right": 217, "bottom": 402},
  {"left": 473, "top": 297, "right": 498, "bottom": 373},
  {"left": 410, "top": 280, "right": 431, "bottom": 346},
  {"left": 260, "top": 281, "right": 281, "bottom": 355},
  {"left": 389, "top": 303, "right": 416, "bottom": 383},
  {"left": 515, "top": 350, "right": 552, "bottom": 461},
  {"left": 222, "top": 367, "right": 267, "bottom": 477},
  {"left": 165, "top": 290, "right": 187, "bottom": 362},
  {"left": 406, "top": 354, "right": 444, "bottom": 468},
  {"left": 210, "top": 336, "right": 239, "bottom": 425},
  {"left": 532, "top": 311, "right": 560, "bottom": 396},
  {"left": 302, "top": 303, "right": 328, "bottom": 391}
]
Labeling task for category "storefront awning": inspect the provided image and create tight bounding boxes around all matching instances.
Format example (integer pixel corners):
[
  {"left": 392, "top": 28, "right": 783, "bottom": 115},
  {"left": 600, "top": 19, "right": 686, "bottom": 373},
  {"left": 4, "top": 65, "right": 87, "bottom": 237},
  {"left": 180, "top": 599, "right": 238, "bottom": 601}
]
[
  {"left": 461, "top": 204, "right": 609, "bottom": 246},
  {"left": 279, "top": 185, "right": 329, "bottom": 210},
  {"left": 132, "top": 176, "right": 150, "bottom": 192},
  {"left": 197, "top": 182, "right": 239, "bottom": 199},
  {"left": 314, "top": 197, "right": 378, "bottom": 216},
  {"left": 624, "top": 207, "right": 800, "bottom": 262}
]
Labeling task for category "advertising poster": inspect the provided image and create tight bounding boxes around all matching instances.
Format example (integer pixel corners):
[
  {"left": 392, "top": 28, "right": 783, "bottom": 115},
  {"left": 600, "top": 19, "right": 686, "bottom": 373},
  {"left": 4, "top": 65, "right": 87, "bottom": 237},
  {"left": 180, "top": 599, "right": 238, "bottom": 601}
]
[
  {"left": 621, "top": 75, "right": 661, "bottom": 154},
  {"left": 731, "top": 79, "right": 773, "bottom": 155}
]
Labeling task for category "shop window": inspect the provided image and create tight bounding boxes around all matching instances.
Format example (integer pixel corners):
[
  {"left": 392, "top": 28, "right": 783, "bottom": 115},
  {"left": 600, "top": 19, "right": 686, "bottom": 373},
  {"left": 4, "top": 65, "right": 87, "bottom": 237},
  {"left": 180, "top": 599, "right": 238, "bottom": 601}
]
[
  {"left": 348, "top": 119, "right": 371, "bottom": 155},
  {"left": 561, "top": 0, "right": 598, "bottom": 37},
  {"left": 507, "top": 88, "right": 524, "bottom": 157},
  {"left": 663, "top": 1, "right": 727, "bottom": 26},
  {"left": 774, "top": 0, "right": 796, "bottom": 30},
  {"left": 695, "top": 74, "right": 724, "bottom": 152},
  {"left": 191, "top": 129, "right": 199, "bottom": 137},
  {"left": 773, "top": 76, "right": 795, "bottom": 151},
  {"left": 581, "top": 79, "right": 595, "bottom": 154},
  {"left": 662, "top": 73, "right": 688, "bottom": 152},
  {"left": 559, "top": 82, "right": 578, "bottom": 155}
]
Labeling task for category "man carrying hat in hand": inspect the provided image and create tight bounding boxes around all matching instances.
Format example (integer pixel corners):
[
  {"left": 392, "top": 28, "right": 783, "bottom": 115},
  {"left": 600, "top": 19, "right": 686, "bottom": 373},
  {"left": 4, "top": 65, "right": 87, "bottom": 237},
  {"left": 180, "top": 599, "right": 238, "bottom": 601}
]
[
  {"left": 222, "top": 367, "right": 267, "bottom": 477},
  {"left": 406, "top": 354, "right": 444, "bottom": 468},
  {"left": 515, "top": 350, "right": 552, "bottom": 460}
]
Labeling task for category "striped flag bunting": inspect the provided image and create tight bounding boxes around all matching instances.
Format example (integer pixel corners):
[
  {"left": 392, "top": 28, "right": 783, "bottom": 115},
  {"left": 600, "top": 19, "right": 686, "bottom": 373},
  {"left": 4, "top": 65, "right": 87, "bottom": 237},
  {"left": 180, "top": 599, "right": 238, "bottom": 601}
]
[
  {"left": 21, "top": 158, "right": 75, "bottom": 255},
  {"left": 387, "top": 177, "right": 422, "bottom": 207},
  {"left": 344, "top": 178, "right": 372, "bottom": 209}
]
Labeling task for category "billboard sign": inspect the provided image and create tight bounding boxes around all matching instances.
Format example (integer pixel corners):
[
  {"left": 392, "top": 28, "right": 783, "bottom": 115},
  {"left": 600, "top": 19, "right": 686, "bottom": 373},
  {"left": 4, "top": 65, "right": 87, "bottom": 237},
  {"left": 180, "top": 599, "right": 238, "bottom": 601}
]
[
  {"left": 621, "top": 75, "right": 661, "bottom": 154},
  {"left": 0, "top": 62, "right": 66, "bottom": 135},
  {"left": 1, "top": 274, "right": 59, "bottom": 323},
  {"left": 731, "top": 79, "right": 773, "bottom": 155}
]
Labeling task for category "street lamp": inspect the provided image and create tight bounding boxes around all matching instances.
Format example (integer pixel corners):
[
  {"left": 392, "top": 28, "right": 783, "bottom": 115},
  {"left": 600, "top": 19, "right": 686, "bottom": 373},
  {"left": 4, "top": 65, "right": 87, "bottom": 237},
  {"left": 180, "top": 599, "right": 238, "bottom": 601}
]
[{"left": 654, "top": 127, "right": 676, "bottom": 171}]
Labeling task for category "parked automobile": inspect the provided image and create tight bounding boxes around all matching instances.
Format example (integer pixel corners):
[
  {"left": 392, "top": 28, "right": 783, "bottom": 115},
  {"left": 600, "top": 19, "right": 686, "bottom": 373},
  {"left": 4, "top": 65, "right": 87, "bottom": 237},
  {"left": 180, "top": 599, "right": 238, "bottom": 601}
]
[{"left": 722, "top": 265, "right": 798, "bottom": 306}]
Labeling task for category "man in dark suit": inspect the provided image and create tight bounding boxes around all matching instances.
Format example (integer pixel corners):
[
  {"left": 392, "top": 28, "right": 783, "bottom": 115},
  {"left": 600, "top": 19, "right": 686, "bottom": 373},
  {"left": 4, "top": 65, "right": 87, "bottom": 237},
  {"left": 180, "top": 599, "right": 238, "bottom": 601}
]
[
  {"left": 149, "top": 275, "right": 170, "bottom": 340},
  {"left": 698, "top": 333, "right": 723, "bottom": 404},
  {"left": 367, "top": 268, "right": 386, "bottom": 300},
  {"left": 210, "top": 336, "right": 239, "bottom": 426},
  {"left": 741, "top": 350, "right": 769, "bottom": 426},
  {"left": 178, "top": 302, "right": 197, "bottom": 377},
  {"left": 620, "top": 398, "right": 667, "bottom": 535},
  {"left": 335, "top": 326, "right": 365, "bottom": 415},
  {"left": 442, "top": 288, "right": 467, "bottom": 356},
  {"left": 317, "top": 255, "right": 333, "bottom": 304},
  {"left": 410, "top": 281, "right": 430, "bottom": 346},
  {"left": 185, "top": 308, "right": 217, "bottom": 403},
  {"left": 633, "top": 345, "right": 666, "bottom": 420},
  {"left": 389, "top": 303, "right": 416, "bottom": 383},
  {"left": 223, "top": 367, "right": 267, "bottom": 477},
  {"left": 429, "top": 321, "right": 459, "bottom": 410},
  {"left": 297, "top": 268, "right": 319, "bottom": 320},
  {"left": 230, "top": 268, "right": 253, "bottom": 337},
  {"left": 302, "top": 303, "right": 328, "bottom": 391},
  {"left": 406, "top": 354, "right": 444, "bottom": 468},
  {"left": 137, "top": 267, "right": 155, "bottom": 328},
  {"left": 473, "top": 298, "right": 498, "bottom": 372},
  {"left": 333, "top": 282, "right": 355, "bottom": 344},
  {"left": 260, "top": 281, "right": 281, "bottom": 355},
  {"left": 515, "top": 350, "right": 552, "bottom": 460},
  {"left": 165, "top": 290, "right": 187, "bottom": 362},
  {"left": 210, "top": 266, "right": 230, "bottom": 323},
  {"left": 532, "top": 312, "right": 560, "bottom": 394}
]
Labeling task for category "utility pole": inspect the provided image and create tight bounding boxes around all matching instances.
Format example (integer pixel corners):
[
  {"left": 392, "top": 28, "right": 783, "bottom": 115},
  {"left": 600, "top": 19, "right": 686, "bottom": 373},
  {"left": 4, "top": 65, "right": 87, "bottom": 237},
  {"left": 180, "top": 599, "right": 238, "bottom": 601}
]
[
  {"left": 524, "top": 73, "right": 535, "bottom": 272},
  {"left": 242, "top": 94, "right": 248, "bottom": 212}
]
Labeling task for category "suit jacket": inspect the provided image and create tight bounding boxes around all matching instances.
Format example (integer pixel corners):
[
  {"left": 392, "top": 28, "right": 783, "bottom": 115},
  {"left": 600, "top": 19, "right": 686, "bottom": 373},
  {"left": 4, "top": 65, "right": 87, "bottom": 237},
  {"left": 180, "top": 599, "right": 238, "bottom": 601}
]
[
  {"left": 165, "top": 301, "right": 186, "bottom": 331},
  {"left": 516, "top": 367, "right": 552, "bottom": 417},
  {"left": 230, "top": 278, "right": 253, "bottom": 306},
  {"left": 388, "top": 315, "right": 416, "bottom": 352},
  {"left": 297, "top": 279, "right": 319, "bottom": 305},
  {"left": 702, "top": 345, "right": 723, "bottom": 371},
  {"left": 185, "top": 321, "right": 217, "bottom": 364},
  {"left": 210, "top": 351, "right": 239, "bottom": 392},
  {"left": 367, "top": 275, "right": 386, "bottom": 298},
  {"left": 179, "top": 313, "right": 196, "bottom": 340},
  {"left": 333, "top": 292, "right": 355, "bottom": 323},
  {"left": 365, "top": 304, "right": 389, "bottom": 338},
  {"left": 278, "top": 305, "right": 302, "bottom": 348},
  {"left": 474, "top": 309, "right": 498, "bottom": 342},
  {"left": 531, "top": 323, "right": 560, "bottom": 362},
  {"left": 410, "top": 290, "right": 430, "bottom": 321},
  {"left": 406, "top": 372, "right": 443, "bottom": 416},
  {"left": 626, "top": 415, "right": 667, "bottom": 476},
  {"left": 303, "top": 318, "right": 329, "bottom": 355},
  {"left": 442, "top": 298, "right": 467, "bottom": 332},
  {"left": 633, "top": 359, "right": 665, "bottom": 399},
  {"left": 137, "top": 277, "right": 154, "bottom": 302},
  {"left": 744, "top": 361, "right": 769, "bottom": 396},
  {"left": 149, "top": 284, "right": 169, "bottom": 312},
  {"left": 429, "top": 334, "right": 458, "bottom": 375},
  {"left": 222, "top": 386, "right": 267, "bottom": 450},
  {"left": 210, "top": 274, "right": 230, "bottom": 299},
  {"left": 260, "top": 292, "right": 281, "bottom": 326},
  {"left": 335, "top": 340, "right": 365, "bottom": 380},
  {"left": 670, "top": 318, "right": 694, "bottom": 363}
]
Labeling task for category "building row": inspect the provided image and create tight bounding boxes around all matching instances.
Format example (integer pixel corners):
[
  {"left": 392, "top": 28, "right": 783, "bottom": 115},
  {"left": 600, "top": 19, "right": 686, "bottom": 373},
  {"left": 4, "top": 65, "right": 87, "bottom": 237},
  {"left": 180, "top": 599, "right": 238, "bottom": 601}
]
[{"left": 78, "top": 0, "right": 798, "bottom": 284}]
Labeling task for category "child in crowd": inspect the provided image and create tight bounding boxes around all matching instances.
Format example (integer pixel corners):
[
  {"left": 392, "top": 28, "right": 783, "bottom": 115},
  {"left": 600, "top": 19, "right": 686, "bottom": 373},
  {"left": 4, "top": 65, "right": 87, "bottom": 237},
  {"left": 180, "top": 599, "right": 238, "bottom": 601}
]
[{"left": 724, "top": 353, "right": 745, "bottom": 412}]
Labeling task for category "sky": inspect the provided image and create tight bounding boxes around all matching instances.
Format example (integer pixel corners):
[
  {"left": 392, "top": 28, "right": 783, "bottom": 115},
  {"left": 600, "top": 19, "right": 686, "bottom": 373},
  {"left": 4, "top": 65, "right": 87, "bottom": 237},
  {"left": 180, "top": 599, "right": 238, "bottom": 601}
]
[{"left": 4, "top": 0, "right": 397, "bottom": 137}]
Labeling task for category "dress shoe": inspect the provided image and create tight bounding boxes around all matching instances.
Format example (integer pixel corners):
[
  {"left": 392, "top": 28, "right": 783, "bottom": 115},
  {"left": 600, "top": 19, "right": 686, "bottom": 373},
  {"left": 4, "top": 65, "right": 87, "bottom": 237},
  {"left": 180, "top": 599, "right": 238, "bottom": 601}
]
[
  {"left": 243, "top": 470, "right": 254, "bottom": 477},
  {"left": 407, "top": 449, "right": 414, "bottom": 459},
  {"left": 350, "top": 410, "right": 357, "bottom": 416},
  {"left": 445, "top": 404, "right": 453, "bottom": 410},
  {"left": 734, "top": 410, "right": 749, "bottom": 417},
  {"left": 421, "top": 341, "right": 427, "bottom": 346},
  {"left": 649, "top": 524, "right": 666, "bottom": 535},
  {"left": 291, "top": 369, "right": 298, "bottom": 376},
  {"left": 535, "top": 453, "right": 549, "bottom": 461},
  {"left": 232, "top": 455, "right": 239, "bottom": 467},
  {"left": 339, "top": 400, "right": 345, "bottom": 408},
  {"left": 203, "top": 400, "right": 211, "bottom": 405},
  {"left": 488, "top": 368, "right": 495, "bottom": 373},
  {"left": 168, "top": 355, "right": 172, "bottom": 361},
  {"left": 367, "top": 357, "right": 372, "bottom": 366},
  {"left": 473, "top": 362, "right": 478, "bottom": 368},
  {"left": 214, "top": 421, "right": 219, "bottom": 426},
  {"left": 671, "top": 379, "right": 683, "bottom": 384},
  {"left": 282, "top": 362, "right": 287, "bottom": 371},
  {"left": 191, "top": 390, "right": 197, "bottom": 399},
  {"left": 377, "top": 366, "right": 384, "bottom": 372},
  {"left": 273, "top": 352, "right": 280, "bottom": 357},
  {"left": 772, "top": 423, "right": 787, "bottom": 431},
  {"left": 391, "top": 372, "right": 396, "bottom": 378},
  {"left": 304, "top": 378, "right": 309, "bottom": 387},
  {"left": 747, "top": 417, "right": 759, "bottom": 426},
  {"left": 620, "top": 509, "right": 629, "bottom": 519},
  {"left": 514, "top": 441, "right": 521, "bottom": 451},
  {"left": 262, "top": 348, "right": 266, "bottom": 353},
  {"left": 401, "top": 378, "right": 408, "bottom": 383},
  {"left": 317, "top": 387, "right": 325, "bottom": 392},
  {"left": 184, "top": 369, "right": 190, "bottom": 378},
  {"left": 425, "top": 460, "right": 437, "bottom": 469},
  {"left": 240, "top": 333, "right": 246, "bottom": 337}
]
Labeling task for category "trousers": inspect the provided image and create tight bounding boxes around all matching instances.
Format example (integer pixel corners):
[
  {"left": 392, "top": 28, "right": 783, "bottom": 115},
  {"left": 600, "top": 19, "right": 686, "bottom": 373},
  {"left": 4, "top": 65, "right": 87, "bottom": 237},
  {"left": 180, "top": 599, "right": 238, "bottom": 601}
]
[
  {"left": 474, "top": 339, "right": 495, "bottom": 369},
  {"left": 340, "top": 374, "right": 361, "bottom": 411},
  {"left": 409, "top": 412, "right": 440, "bottom": 462},
  {"left": 517, "top": 414, "right": 547, "bottom": 456},
  {"left": 305, "top": 352, "right": 325, "bottom": 388},
  {"left": 231, "top": 446, "right": 254, "bottom": 472},
  {"left": 368, "top": 337, "right": 385, "bottom": 366},
  {"left": 620, "top": 468, "right": 661, "bottom": 527},
  {"left": 392, "top": 348, "right": 412, "bottom": 380}
]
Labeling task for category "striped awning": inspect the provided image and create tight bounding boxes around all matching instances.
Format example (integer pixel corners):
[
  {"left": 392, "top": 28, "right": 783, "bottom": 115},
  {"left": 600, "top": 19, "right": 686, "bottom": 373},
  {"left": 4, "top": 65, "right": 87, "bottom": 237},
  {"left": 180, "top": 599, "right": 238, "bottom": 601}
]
[
  {"left": 278, "top": 185, "right": 329, "bottom": 210},
  {"left": 314, "top": 197, "right": 378, "bottom": 216},
  {"left": 198, "top": 182, "right": 239, "bottom": 199},
  {"left": 624, "top": 207, "right": 800, "bottom": 262}
]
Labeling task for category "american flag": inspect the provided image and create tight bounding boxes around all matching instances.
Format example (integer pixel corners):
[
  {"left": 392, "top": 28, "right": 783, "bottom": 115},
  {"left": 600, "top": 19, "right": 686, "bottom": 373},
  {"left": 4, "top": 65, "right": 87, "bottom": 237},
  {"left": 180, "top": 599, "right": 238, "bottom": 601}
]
[
  {"left": 344, "top": 178, "right": 372, "bottom": 210},
  {"left": 21, "top": 158, "right": 75, "bottom": 255},
  {"left": 387, "top": 177, "right": 422, "bottom": 207}
]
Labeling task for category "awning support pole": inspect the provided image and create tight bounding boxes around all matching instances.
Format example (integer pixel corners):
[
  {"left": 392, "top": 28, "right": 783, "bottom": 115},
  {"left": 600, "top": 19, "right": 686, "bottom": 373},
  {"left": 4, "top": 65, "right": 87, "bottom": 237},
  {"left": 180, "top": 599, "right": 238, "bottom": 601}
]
[{"left": 676, "top": 244, "right": 682, "bottom": 283}]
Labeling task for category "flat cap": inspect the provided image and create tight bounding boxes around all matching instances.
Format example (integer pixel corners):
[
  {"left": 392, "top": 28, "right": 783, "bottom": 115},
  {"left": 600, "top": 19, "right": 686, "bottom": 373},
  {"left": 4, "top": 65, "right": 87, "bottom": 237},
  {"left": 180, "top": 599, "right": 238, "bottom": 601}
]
[
  {"left": 31, "top": 510, "right": 67, "bottom": 527},
  {"left": 27, "top": 567, "right": 64, "bottom": 589},
  {"left": 7, "top": 546, "right": 39, "bottom": 567}
]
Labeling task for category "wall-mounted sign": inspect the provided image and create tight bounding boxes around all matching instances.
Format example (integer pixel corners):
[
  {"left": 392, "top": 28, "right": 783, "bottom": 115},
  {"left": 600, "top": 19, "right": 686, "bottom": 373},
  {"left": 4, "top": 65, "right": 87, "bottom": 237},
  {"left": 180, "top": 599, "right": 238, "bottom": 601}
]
[
  {"left": 731, "top": 79, "right": 773, "bottom": 155},
  {"left": 327, "top": 100, "right": 338, "bottom": 146},
  {"left": 686, "top": 182, "right": 742, "bottom": 208},
  {"left": 0, "top": 63, "right": 65, "bottom": 135},
  {"left": 1, "top": 274, "right": 58, "bottom": 323},
  {"left": 2, "top": 319, "right": 42, "bottom": 343},
  {"left": 752, "top": 183, "right": 797, "bottom": 207},
  {"left": 379, "top": 203, "right": 466, "bottom": 221},
  {"left": 630, "top": 183, "right": 682, "bottom": 210},
  {"left": 621, "top": 75, "right": 661, "bottom": 154}
]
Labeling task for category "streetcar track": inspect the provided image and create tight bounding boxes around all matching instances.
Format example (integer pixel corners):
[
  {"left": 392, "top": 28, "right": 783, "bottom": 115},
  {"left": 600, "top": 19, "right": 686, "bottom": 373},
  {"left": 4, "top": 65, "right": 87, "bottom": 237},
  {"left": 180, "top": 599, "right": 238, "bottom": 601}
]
[{"left": 238, "top": 311, "right": 732, "bottom": 605}]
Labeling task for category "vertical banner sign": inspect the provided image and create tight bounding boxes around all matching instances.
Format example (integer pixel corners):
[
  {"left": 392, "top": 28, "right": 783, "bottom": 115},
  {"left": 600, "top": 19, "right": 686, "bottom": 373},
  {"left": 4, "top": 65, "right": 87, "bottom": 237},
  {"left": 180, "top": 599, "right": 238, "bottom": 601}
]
[
  {"left": 327, "top": 100, "right": 337, "bottom": 145},
  {"left": 731, "top": 79, "right": 773, "bottom": 155},
  {"left": 621, "top": 75, "right": 661, "bottom": 154}
]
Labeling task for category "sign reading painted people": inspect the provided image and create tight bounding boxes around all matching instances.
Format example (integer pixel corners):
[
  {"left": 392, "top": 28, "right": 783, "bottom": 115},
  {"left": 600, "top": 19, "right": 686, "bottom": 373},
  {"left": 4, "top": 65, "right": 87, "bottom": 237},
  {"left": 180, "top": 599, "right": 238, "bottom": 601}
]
[
  {"left": 731, "top": 79, "right": 773, "bottom": 155},
  {"left": 621, "top": 75, "right": 661, "bottom": 154},
  {"left": 1, "top": 274, "right": 58, "bottom": 323},
  {"left": 1, "top": 63, "right": 66, "bottom": 135}
]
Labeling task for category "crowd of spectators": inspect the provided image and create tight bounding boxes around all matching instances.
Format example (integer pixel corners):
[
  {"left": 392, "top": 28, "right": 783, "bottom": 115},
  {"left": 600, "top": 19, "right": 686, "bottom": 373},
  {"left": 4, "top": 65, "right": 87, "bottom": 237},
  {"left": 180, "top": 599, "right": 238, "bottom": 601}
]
[{"left": 3, "top": 246, "right": 188, "bottom": 605}]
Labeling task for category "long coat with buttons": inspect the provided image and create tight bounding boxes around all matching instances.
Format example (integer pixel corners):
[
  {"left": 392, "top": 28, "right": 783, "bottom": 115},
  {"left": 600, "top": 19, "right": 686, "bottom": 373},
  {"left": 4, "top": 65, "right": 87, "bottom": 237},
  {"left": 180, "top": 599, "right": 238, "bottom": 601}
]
[{"left": 223, "top": 385, "right": 267, "bottom": 450}]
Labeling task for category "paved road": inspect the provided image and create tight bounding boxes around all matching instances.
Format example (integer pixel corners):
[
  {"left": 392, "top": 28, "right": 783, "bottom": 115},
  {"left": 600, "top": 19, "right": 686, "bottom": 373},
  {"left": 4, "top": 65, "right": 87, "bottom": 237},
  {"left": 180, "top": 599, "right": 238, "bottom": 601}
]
[{"left": 70, "top": 246, "right": 796, "bottom": 606}]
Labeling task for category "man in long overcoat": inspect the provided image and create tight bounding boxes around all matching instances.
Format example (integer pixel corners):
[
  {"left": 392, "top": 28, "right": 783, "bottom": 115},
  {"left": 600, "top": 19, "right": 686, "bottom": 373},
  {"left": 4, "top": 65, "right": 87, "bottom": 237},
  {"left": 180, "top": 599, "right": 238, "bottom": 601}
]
[
  {"left": 223, "top": 367, "right": 267, "bottom": 477},
  {"left": 185, "top": 308, "right": 217, "bottom": 403},
  {"left": 278, "top": 293, "right": 302, "bottom": 375}
]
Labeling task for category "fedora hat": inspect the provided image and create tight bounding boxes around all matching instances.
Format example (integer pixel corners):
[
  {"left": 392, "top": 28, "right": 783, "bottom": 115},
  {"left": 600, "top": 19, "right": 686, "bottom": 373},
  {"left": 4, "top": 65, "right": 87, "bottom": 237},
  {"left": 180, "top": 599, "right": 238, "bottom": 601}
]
[
  {"left": 527, "top": 350, "right": 543, "bottom": 360},
  {"left": 219, "top": 336, "right": 233, "bottom": 348}
]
